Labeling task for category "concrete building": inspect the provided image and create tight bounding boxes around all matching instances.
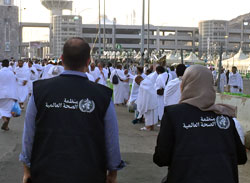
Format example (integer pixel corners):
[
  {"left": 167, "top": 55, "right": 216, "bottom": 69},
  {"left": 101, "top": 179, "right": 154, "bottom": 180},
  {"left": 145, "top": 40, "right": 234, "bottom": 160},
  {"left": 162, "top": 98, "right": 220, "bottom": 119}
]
[
  {"left": 41, "top": 0, "right": 73, "bottom": 57},
  {"left": 199, "top": 20, "right": 228, "bottom": 56},
  {"left": 199, "top": 18, "right": 250, "bottom": 56},
  {"left": 0, "top": 0, "right": 19, "bottom": 60},
  {"left": 53, "top": 15, "right": 82, "bottom": 57},
  {"left": 83, "top": 24, "right": 199, "bottom": 53}
]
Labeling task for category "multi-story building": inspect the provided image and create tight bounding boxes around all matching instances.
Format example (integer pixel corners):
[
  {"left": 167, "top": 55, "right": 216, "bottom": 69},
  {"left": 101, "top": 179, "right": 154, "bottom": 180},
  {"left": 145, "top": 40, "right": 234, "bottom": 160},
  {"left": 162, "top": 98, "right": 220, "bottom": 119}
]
[
  {"left": 199, "top": 17, "right": 250, "bottom": 56},
  {"left": 82, "top": 23, "right": 199, "bottom": 53},
  {"left": 0, "top": 0, "right": 19, "bottom": 60},
  {"left": 53, "top": 15, "right": 82, "bottom": 57},
  {"left": 199, "top": 20, "right": 228, "bottom": 56}
]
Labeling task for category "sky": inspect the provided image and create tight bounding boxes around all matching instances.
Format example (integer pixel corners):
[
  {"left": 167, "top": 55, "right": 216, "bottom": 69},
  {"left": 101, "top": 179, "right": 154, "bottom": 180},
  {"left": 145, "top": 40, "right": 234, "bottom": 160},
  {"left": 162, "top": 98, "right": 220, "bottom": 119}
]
[{"left": 16, "top": 0, "right": 250, "bottom": 41}]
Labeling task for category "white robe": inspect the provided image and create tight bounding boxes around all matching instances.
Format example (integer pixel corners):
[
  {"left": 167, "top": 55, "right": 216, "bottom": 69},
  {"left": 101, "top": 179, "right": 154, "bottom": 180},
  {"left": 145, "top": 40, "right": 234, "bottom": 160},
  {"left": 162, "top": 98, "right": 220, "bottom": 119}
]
[
  {"left": 86, "top": 73, "right": 95, "bottom": 82},
  {"left": 164, "top": 78, "right": 181, "bottom": 106},
  {"left": 170, "top": 71, "right": 177, "bottom": 80},
  {"left": 89, "top": 67, "right": 100, "bottom": 82},
  {"left": 218, "top": 73, "right": 227, "bottom": 93},
  {"left": 47, "top": 65, "right": 64, "bottom": 79},
  {"left": 155, "top": 72, "right": 173, "bottom": 120},
  {"left": 28, "top": 66, "right": 39, "bottom": 94},
  {"left": 136, "top": 77, "right": 158, "bottom": 126},
  {"left": 14, "top": 67, "right": 29, "bottom": 103},
  {"left": 97, "top": 68, "right": 108, "bottom": 86},
  {"left": 34, "top": 64, "right": 44, "bottom": 78},
  {"left": 41, "top": 64, "right": 54, "bottom": 79},
  {"left": 228, "top": 72, "right": 243, "bottom": 94},
  {"left": 110, "top": 69, "right": 127, "bottom": 104},
  {"left": 128, "top": 74, "right": 146, "bottom": 104},
  {"left": 123, "top": 73, "right": 130, "bottom": 101},
  {"left": 147, "top": 71, "right": 158, "bottom": 84},
  {"left": 0, "top": 67, "right": 18, "bottom": 100}
]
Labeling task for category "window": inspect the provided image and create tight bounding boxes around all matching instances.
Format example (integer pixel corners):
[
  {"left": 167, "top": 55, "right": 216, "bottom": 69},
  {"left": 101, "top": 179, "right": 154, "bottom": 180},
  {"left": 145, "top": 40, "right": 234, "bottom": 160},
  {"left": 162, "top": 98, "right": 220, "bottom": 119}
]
[
  {"left": 5, "top": 21, "right": 10, "bottom": 52},
  {"left": 4, "top": 0, "right": 11, "bottom": 5}
]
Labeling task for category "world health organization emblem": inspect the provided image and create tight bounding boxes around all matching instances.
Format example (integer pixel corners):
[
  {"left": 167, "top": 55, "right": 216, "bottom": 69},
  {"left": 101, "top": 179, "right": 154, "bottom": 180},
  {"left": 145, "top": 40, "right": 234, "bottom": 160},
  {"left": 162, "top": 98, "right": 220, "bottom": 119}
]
[
  {"left": 79, "top": 99, "right": 95, "bottom": 113},
  {"left": 216, "top": 115, "right": 230, "bottom": 130}
]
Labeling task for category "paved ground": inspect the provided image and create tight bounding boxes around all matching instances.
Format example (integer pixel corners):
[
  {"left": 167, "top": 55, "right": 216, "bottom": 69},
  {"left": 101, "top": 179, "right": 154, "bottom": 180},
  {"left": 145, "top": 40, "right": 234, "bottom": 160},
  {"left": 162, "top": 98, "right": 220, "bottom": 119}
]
[{"left": 0, "top": 105, "right": 249, "bottom": 183}]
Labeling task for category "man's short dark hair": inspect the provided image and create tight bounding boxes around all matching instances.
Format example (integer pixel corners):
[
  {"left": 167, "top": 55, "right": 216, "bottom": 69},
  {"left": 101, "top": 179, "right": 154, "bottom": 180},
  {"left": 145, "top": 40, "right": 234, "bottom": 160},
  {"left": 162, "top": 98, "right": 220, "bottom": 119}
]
[
  {"left": 2, "top": 59, "right": 9, "bottom": 67},
  {"left": 170, "top": 66, "right": 175, "bottom": 71},
  {"left": 156, "top": 66, "right": 165, "bottom": 74},
  {"left": 137, "top": 66, "right": 143, "bottom": 74},
  {"left": 63, "top": 37, "right": 90, "bottom": 70},
  {"left": 176, "top": 64, "right": 186, "bottom": 77}
]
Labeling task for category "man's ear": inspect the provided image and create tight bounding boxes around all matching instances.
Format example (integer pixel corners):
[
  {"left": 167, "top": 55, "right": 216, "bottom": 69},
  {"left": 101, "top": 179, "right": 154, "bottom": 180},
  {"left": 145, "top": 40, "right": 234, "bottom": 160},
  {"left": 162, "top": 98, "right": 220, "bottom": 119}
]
[
  {"left": 61, "top": 55, "right": 65, "bottom": 66},
  {"left": 86, "top": 58, "right": 91, "bottom": 66}
]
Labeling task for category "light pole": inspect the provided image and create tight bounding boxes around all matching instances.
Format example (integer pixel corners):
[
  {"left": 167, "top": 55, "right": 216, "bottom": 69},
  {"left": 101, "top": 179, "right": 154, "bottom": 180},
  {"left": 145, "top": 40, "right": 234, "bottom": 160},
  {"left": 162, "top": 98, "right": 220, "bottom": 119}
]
[
  {"left": 103, "top": 0, "right": 106, "bottom": 52},
  {"left": 147, "top": 0, "right": 150, "bottom": 60},
  {"left": 217, "top": 44, "right": 223, "bottom": 93},
  {"left": 140, "top": 0, "right": 145, "bottom": 66},
  {"left": 98, "top": 0, "right": 101, "bottom": 59}
]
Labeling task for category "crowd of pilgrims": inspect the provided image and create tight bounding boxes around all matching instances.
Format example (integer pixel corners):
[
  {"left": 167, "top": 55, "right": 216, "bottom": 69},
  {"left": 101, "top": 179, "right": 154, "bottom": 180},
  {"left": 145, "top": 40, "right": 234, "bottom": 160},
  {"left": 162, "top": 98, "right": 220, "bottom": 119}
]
[{"left": 0, "top": 58, "right": 245, "bottom": 131}]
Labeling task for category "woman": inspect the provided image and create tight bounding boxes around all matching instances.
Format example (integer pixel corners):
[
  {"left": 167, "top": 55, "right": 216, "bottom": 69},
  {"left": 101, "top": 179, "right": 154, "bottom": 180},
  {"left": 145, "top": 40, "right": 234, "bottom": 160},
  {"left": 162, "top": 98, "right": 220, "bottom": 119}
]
[{"left": 153, "top": 65, "right": 247, "bottom": 183}]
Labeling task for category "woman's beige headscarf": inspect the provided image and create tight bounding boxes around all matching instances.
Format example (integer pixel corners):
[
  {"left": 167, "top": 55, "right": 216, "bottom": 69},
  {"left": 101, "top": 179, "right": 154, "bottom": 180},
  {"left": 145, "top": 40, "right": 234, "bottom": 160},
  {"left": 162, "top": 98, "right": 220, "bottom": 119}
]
[{"left": 179, "top": 65, "right": 237, "bottom": 117}]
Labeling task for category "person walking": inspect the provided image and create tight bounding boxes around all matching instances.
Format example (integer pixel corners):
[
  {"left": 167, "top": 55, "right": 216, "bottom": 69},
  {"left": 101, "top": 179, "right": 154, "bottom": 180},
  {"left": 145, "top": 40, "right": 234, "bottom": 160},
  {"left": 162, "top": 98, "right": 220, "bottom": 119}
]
[
  {"left": 0, "top": 59, "right": 18, "bottom": 131},
  {"left": 154, "top": 65, "right": 247, "bottom": 183},
  {"left": 20, "top": 38, "right": 124, "bottom": 183}
]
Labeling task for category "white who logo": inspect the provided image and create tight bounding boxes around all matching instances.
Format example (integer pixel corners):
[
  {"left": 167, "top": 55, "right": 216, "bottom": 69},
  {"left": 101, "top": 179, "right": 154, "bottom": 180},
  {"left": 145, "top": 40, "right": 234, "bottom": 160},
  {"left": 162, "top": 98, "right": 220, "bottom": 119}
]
[{"left": 216, "top": 115, "right": 230, "bottom": 130}]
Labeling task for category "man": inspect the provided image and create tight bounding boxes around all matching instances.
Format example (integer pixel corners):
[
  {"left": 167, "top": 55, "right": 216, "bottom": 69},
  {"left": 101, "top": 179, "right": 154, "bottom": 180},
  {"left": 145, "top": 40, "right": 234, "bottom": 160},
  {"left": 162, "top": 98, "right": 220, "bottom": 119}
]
[
  {"left": 169, "top": 66, "right": 177, "bottom": 80},
  {"left": 155, "top": 66, "right": 172, "bottom": 121},
  {"left": 217, "top": 68, "right": 227, "bottom": 93},
  {"left": 47, "top": 61, "right": 64, "bottom": 79},
  {"left": 212, "top": 68, "right": 217, "bottom": 85},
  {"left": 27, "top": 61, "right": 39, "bottom": 95},
  {"left": 20, "top": 38, "right": 124, "bottom": 183},
  {"left": 136, "top": 76, "right": 158, "bottom": 131},
  {"left": 41, "top": 60, "right": 53, "bottom": 79},
  {"left": 97, "top": 62, "right": 108, "bottom": 86},
  {"left": 110, "top": 64, "right": 129, "bottom": 105},
  {"left": 33, "top": 60, "right": 44, "bottom": 78},
  {"left": 0, "top": 60, "right": 18, "bottom": 131},
  {"left": 164, "top": 64, "right": 186, "bottom": 106},
  {"left": 123, "top": 69, "right": 131, "bottom": 103},
  {"left": 89, "top": 62, "right": 102, "bottom": 83},
  {"left": 128, "top": 67, "right": 146, "bottom": 124},
  {"left": 14, "top": 60, "right": 29, "bottom": 109},
  {"left": 228, "top": 66, "right": 243, "bottom": 94}
]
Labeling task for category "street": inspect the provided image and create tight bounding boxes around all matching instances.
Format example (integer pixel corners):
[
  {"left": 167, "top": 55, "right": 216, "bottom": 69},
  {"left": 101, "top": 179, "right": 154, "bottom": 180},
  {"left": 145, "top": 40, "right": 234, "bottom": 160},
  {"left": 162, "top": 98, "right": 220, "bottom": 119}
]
[{"left": 0, "top": 105, "right": 249, "bottom": 183}]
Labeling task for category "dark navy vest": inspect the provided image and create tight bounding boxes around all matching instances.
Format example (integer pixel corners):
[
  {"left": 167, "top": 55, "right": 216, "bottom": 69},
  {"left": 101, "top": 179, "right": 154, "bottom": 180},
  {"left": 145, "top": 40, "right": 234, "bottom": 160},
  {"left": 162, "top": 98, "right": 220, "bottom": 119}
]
[{"left": 31, "top": 74, "right": 112, "bottom": 183}]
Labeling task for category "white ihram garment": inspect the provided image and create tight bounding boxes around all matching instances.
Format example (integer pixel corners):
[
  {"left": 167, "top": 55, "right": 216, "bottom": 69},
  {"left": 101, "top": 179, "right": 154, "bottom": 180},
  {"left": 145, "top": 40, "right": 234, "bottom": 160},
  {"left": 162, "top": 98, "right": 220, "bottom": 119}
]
[
  {"left": 97, "top": 68, "right": 108, "bottom": 86},
  {"left": 228, "top": 72, "right": 243, "bottom": 94},
  {"left": 136, "top": 77, "right": 158, "bottom": 126},
  {"left": 218, "top": 73, "right": 227, "bottom": 93},
  {"left": 89, "top": 67, "right": 100, "bottom": 82},
  {"left": 0, "top": 67, "right": 18, "bottom": 118},
  {"left": 41, "top": 64, "right": 53, "bottom": 79},
  {"left": 15, "top": 67, "right": 29, "bottom": 103},
  {"left": 47, "top": 65, "right": 64, "bottom": 78},
  {"left": 155, "top": 72, "right": 172, "bottom": 120},
  {"left": 86, "top": 73, "right": 95, "bottom": 82},
  {"left": 164, "top": 78, "right": 182, "bottom": 106},
  {"left": 123, "top": 74, "right": 130, "bottom": 101},
  {"left": 110, "top": 69, "right": 127, "bottom": 104},
  {"left": 28, "top": 66, "right": 39, "bottom": 94}
]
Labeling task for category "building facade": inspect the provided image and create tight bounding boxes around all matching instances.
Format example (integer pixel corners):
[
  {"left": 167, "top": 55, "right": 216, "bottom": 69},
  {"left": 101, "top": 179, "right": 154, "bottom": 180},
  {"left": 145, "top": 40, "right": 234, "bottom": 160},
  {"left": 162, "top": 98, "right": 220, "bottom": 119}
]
[
  {"left": 53, "top": 15, "right": 82, "bottom": 57},
  {"left": 82, "top": 24, "right": 199, "bottom": 53},
  {"left": 0, "top": 3, "right": 19, "bottom": 60},
  {"left": 199, "top": 19, "right": 250, "bottom": 56}
]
